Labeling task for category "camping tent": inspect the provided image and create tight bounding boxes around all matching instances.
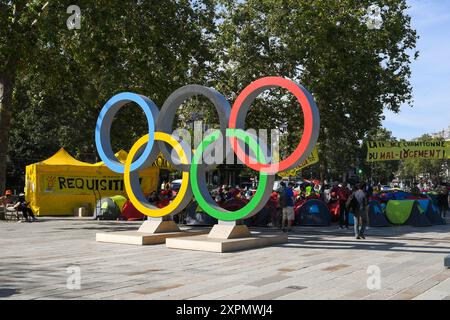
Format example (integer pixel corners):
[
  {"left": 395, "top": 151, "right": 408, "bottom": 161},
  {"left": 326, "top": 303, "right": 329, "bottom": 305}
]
[
  {"left": 393, "top": 191, "right": 412, "bottom": 200},
  {"left": 368, "top": 200, "right": 390, "bottom": 227},
  {"left": 386, "top": 200, "right": 413, "bottom": 224},
  {"left": 417, "top": 199, "right": 446, "bottom": 225},
  {"left": 185, "top": 201, "right": 217, "bottom": 225},
  {"left": 244, "top": 198, "right": 276, "bottom": 227},
  {"left": 110, "top": 195, "right": 127, "bottom": 212},
  {"left": 249, "top": 206, "right": 274, "bottom": 227},
  {"left": 25, "top": 148, "right": 159, "bottom": 216},
  {"left": 327, "top": 201, "right": 340, "bottom": 222},
  {"left": 94, "top": 197, "right": 121, "bottom": 220},
  {"left": 379, "top": 191, "right": 395, "bottom": 203},
  {"left": 296, "top": 199, "right": 332, "bottom": 226},
  {"left": 254, "top": 197, "right": 277, "bottom": 227},
  {"left": 386, "top": 200, "right": 431, "bottom": 226},
  {"left": 427, "top": 193, "right": 440, "bottom": 207},
  {"left": 121, "top": 200, "right": 145, "bottom": 221}
]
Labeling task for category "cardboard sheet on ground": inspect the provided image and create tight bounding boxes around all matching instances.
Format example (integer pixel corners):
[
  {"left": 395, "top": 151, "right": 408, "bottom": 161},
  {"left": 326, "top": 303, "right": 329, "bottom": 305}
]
[{"left": 25, "top": 148, "right": 161, "bottom": 216}]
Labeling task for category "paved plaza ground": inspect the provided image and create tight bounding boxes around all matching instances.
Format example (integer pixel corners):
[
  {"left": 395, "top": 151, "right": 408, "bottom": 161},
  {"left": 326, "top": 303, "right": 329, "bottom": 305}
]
[{"left": 1, "top": 218, "right": 450, "bottom": 300}]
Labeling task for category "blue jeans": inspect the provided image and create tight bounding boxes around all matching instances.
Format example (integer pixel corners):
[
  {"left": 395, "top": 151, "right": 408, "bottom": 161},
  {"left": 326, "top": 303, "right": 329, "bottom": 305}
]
[
  {"left": 354, "top": 208, "right": 368, "bottom": 237},
  {"left": 339, "top": 202, "right": 349, "bottom": 227}
]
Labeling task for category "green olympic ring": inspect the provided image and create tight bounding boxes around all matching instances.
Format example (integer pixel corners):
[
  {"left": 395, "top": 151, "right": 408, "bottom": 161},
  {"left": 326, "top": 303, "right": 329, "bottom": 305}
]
[{"left": 190, "top": 129, "right": 275, "bottom": 221}]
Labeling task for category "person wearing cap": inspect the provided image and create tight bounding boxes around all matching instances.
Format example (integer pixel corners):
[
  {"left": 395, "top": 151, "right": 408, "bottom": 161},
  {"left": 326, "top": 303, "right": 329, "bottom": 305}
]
[
  {"left": 1, "top": 191, "right": 36, "bottom": 222},
  {"left": 0, "top": 190, "right": 14, "bottom": 209},
  {"left": 1, "top": 191, "right": 16, "bottom": 220}
]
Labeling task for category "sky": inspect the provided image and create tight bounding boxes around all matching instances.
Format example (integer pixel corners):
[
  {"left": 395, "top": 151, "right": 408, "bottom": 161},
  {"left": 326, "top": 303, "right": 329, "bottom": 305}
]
[{"left": 382, "top": 0, "right": 450, "bottom": 139}]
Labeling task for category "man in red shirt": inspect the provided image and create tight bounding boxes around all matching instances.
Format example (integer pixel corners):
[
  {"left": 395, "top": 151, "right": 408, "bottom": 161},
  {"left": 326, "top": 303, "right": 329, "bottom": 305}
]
[
  {"left": 338, "top": 183, "right": 351, "bottom": 229},
  {"left": 0, "top": 189, "right": 13, "bottom": 205}
]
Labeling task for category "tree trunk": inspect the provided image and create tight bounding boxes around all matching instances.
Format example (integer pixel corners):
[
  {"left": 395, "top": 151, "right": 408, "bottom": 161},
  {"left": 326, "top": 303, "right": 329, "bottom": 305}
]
[{"left": 0, "top": 75, "right": 13, "bottom": 193}]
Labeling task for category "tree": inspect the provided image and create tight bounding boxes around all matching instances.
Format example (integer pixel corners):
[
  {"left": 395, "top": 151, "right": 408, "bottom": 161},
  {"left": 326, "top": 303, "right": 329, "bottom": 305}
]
[
  {"left": 5, "top": 0, "right": 216, "bottom": 189},
  {"left": 3, "top": 0, "right": 419, "bottom": 190},
  {"left": 212, "top": 0, "right": 417, "bottom": 181},
  {"left": 398, "top": 135, "right": 449, "bottom": 185},
  {"left": 0, "top": 0, "right": 50, "bottom": 191}
]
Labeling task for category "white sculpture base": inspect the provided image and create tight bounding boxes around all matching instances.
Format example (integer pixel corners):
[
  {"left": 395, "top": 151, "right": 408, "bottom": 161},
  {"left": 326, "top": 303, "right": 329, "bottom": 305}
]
[
  {"left": 96, "top": 220, "right": 209, "bottom": 246},
  {"left": 166, "top": 224, "right": 288, "bottom": 253}
]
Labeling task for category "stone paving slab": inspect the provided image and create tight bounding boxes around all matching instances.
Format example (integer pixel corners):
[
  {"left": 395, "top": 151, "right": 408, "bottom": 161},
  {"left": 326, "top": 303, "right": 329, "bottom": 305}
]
[{"left": 1, "top": 218, "right": 450, "bottom": 300}]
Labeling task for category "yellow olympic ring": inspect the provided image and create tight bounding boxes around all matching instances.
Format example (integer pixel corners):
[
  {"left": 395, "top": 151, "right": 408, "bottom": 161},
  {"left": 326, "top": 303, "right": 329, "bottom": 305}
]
[{"left": 124, "top": 132, "right": 190, "bottom": 217}]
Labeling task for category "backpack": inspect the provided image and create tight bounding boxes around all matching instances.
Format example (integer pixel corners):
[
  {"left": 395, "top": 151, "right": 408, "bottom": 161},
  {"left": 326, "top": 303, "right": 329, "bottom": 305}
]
[
  {"left": 346, "top": 193, "right": 358, "bottom": 211},
  {"left": 278, "top": 187, "right": 287, "bottom": 208}
]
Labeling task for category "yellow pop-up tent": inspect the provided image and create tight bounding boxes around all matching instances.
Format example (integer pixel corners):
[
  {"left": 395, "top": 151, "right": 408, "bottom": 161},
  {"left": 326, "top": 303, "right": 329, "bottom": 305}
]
[{"left": 25, "top": 148, "right": 160, "bottom": 216}]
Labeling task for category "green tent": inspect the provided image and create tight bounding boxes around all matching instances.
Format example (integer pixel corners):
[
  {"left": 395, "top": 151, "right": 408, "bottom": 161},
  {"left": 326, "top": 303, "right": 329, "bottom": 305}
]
[
  {"left": 386, "top": 200, "right": 431, "bottom": 226},
  {"left": 94, "top": 197, "right": 121, "bottom": 220},
  {"left": 110, "top": 195, "right": 127, "bottom": 213},
  {"left": 386, "top": 200, "right": 414, "bottom": 225}
]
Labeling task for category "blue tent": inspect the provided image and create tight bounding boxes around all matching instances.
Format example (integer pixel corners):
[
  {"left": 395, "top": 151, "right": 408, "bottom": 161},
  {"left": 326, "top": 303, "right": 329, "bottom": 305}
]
[
  {"left": 428, "top": 193, "right": 440, "bottom": 207},
  {"left": 368, "top": 201, "right": 390, "bottom": 227},
  {"left": 417, "top": 199, "right": 446, "bottom": 225},
  {"left": 297, "top": 199, "right": 331, "bottom": 226},
  {"left": 393, "top": 191, "right": 412, "bottom": 200}
]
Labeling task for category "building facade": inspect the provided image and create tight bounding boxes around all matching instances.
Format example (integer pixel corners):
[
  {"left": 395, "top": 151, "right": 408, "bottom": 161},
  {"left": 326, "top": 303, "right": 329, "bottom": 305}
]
[{"left": 430, "top": 124, "right": 450, "bottom": 141}]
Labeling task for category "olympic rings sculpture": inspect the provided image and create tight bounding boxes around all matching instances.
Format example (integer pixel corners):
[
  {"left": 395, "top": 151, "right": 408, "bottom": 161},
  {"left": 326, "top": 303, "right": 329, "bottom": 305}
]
[{"left": 95, "top": 77, "right": 320, "bottom": 221}]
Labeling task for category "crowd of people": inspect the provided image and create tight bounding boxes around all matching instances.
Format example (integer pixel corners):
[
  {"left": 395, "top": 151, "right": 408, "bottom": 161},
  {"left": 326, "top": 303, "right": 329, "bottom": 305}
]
[
  {"left": 149, "top": 178, "right": 449, "bottom": 239},
  {"left": 273, "top": 181, "right": 369, "bottom": 239},
  {"left": 3, "top": 177, "right": 447, "bottom": 236}
]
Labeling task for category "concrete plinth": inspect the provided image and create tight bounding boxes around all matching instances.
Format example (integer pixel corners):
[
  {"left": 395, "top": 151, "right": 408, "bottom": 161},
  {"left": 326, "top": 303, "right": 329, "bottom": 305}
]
[
  {"left": 445, "top": 255, "right": 450, "bottom": 268},
  {"left": 96, "top": 220, "right": 209, "bottom": 245},
  {"left": 207, "top": 223, "right": 251, "bottom": 239},
  {"left": 166, "top": 224, "right": 288, "bottom": 253}
]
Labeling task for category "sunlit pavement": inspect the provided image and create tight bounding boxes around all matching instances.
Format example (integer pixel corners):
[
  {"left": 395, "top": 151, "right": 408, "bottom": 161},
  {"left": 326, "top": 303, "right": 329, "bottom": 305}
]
[{"left": 1, "top": 217, "right": 450, "bottom": 300}]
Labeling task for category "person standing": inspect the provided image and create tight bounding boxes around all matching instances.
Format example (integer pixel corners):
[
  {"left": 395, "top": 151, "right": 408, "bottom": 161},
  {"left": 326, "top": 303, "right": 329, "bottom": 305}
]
[
  {"left": 438, "top": 183, "right": 449, "bottom": 218},
  {"left": 330, "top": 182, "right": 340, "bottom": 203},
  {"left": 275, "top": 182, "right": 286, "bottom": 229},
  {"left": 347, "top": 184, "right": 368, "bottom": 239},
  {"left": 281, "top": 182, "right": 295, "bottom": 232},
  {"left": 338, "top": 183, "right": 350, "bottom": 229}
]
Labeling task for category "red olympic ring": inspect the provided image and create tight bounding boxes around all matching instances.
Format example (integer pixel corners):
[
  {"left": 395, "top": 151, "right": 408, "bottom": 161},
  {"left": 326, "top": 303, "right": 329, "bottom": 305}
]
[{"left": 228, "top": 76, "right": 319, "bottom": 174}]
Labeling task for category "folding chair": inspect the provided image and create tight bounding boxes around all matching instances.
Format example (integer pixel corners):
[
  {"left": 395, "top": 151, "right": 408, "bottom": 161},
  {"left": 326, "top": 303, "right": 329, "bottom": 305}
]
[
  {"left": 4, "top": 207, "right": 24, "bottom": 222},
  {"left": 0, "top": 206, "right": 5, "bottom": 220}
]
